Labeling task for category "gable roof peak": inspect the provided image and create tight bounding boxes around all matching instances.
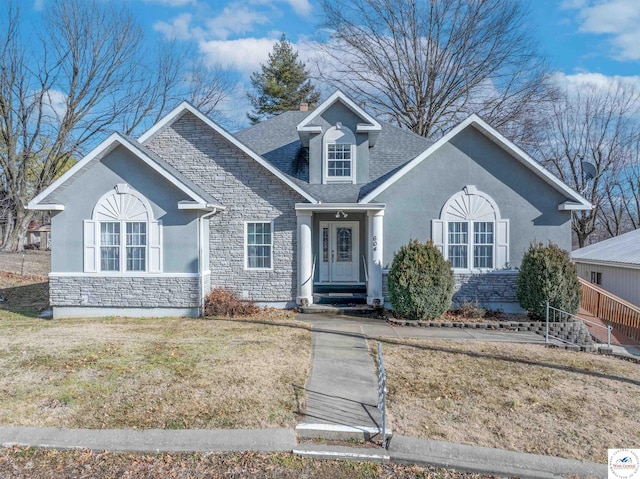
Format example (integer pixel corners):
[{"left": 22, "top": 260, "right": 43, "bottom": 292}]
[
  {"left": 137, "top": 100, "right": 318, "bottom": 204},
  {"left": 296, "top": 90, "right": 382, "bottom": 145}
]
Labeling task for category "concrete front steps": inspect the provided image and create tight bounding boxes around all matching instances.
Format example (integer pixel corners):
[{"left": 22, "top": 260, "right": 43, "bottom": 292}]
[
  {"left": 298, "top": 304, "right": 381, "bottom": 316},
  {"left": 300, "top": 285, "right": 381, "bottom": 315}
]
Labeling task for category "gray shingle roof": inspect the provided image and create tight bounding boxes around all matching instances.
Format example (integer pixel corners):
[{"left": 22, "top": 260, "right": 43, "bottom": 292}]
[
  {"left": 571, "top": 229, "right": 640, "bottom": 266},
  {"left": 234, "top": 111, "right": 433, "bottom": 203}
]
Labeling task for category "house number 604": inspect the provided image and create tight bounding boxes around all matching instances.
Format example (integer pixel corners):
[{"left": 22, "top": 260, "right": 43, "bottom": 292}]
[{"left": 372, "top": 235, "right": 377, "bottom": 252}]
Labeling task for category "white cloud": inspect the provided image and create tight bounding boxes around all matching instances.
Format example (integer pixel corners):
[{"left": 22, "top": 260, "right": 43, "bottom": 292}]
[
  {"left": 550, "top": 72, "right": 640, "bottom": 97},
  {"left": 40, "top": 89, "right": 68, "bottom": 123},
  {"left": 566, "top": 0, "right": 640, "bottom": 61},
  {"left": 199, "top": 37, "right": 278, "bottom": 74},
  {"left": 153, "top": 13, "right": 194, "bottom": 41},
  {"left": 205, "top": 6, "right": 270, "bottom": 40},
  {"left": 283, "top": 0, "right": 312, "bottom": 17}
]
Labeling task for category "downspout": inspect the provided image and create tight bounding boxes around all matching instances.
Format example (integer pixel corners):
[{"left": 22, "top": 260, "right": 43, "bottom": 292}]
[{"left": 198, "top": 208, "right": 218, "bottom": 316}]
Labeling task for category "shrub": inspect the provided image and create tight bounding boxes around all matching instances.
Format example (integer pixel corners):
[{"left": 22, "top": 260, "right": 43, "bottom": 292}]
[
  {"left": 516, "top": 242, "right": 581, "bottom": 320},
  {"left": 204, "top": 288, "right": 260, "bottom": 317},
  {"left": 388, "top": 239, "right": 454, "bottom": 320},
  {"left": 448, "top": 300, "right": 487, "bottom": 319}
]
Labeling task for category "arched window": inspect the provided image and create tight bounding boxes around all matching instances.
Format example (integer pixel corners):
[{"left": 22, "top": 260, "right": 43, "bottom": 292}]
[
  {"left": 84, "top": 184, "right": 162, "bottom": 273},
  {"left": 323, "top": 123, "right": 355, "bottom": 183},
  {"left": 432, "top": 186, "right": 509, "bottom": 271}
]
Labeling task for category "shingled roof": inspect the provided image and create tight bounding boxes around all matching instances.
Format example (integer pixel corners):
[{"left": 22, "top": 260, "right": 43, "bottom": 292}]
[{"left": 234, "top": 110, "right": 433, "bottom": 203}]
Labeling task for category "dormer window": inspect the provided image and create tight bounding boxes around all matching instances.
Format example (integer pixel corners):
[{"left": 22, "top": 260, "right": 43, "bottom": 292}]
[{"left": 323, "top": 124, "right": 355, "bottom": 184}]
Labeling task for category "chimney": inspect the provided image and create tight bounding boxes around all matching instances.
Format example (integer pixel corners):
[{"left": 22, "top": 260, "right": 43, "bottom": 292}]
[{"left": 299, "top": 103, "right": 308, "bottom": 111}]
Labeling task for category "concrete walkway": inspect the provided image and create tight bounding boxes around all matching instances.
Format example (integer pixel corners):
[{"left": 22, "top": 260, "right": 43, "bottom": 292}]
[
  {"left": 0, "top": 427, "right": 608, "bottom": 478},
  {"left": 299, "top": 312, "right": 550, "bottom": 343},
  {"left": 296, "top": 314, "right": 383, "bottom": 439},
  {"left": 0, "top": 426, "right": 295, "bottom": 453}
]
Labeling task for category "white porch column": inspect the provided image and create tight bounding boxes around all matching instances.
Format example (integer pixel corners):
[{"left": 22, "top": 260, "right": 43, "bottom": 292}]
[
  {"left": 367, "top": 209, "right": 384, "bottom": 305},
  {"left": 296, "top": 210, "right": 313, "bottom": 305}
]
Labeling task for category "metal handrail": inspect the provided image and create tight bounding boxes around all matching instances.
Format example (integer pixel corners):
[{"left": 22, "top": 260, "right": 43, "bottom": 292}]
[
  {"left": 377, "top": 342, "right": 387, "bottom": 449},
  {"left": 546, "top": 301, "right": 612, "bottom": 347}
]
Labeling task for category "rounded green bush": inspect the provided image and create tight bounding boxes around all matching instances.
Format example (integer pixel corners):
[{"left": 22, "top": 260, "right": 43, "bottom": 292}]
[
  {"left": 516, "top": 241, "right": 581, "bottom": 320},
  {"left": 388, "top": 239, "right": 454, "bottom": 320}
]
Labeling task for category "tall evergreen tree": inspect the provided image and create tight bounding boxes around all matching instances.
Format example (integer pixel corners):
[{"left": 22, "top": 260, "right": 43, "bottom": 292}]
[{"left": 247, "top": 35, "right": 320, "bottom": 124}]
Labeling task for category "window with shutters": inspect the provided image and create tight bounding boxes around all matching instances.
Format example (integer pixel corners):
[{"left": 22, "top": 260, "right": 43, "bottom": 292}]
[
  {"left": 431, "top": 186, "right": 508, "bottom": 271},
  {"left": 84, "top": 184, "right": 162, "bottom": 273}
]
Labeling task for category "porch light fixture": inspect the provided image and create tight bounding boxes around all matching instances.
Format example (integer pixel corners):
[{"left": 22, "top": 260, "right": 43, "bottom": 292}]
[{"left": 335, "top": 210, "right": 348, "bottom": 218}]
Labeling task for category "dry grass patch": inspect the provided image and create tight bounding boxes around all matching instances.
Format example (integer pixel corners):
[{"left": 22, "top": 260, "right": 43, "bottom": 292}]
[
  {"left": 0, "top": 316, "right": 311, "bottom": 429},
  {"left": 0, "top": 447, "right": 494, "bottom": 479},
  {"left": 380, "top": 339, "right": 640, "bottom": 463},
  {"left": 0, "top": 250, "right": 50, "bottom": 277}
]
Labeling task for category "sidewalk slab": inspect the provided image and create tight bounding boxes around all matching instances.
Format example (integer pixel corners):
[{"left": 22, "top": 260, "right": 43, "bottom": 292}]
[
  {"left": 293, "top": 443, "right": 390, "bottom": 463},
  {"left": 298, "top": 314, "right": 383, "bottom": 439},
  {"left": 0, "top": 427, "right": 296, "bottom": 453},
  {"left": 389, "top": 434, "right": 607, "bottom": 479}
]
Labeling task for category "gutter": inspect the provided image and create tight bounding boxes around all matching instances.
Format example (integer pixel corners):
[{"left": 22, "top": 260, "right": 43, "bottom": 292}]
[{"left": 198, "top": 208, "right": 220, "bottom": 315}]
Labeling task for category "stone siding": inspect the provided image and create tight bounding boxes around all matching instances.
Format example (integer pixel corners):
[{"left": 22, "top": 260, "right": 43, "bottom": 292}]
[
  {"left": 145, "top": 113, "right": 304, "bottom": 302},
  {"left": 50, "top": 276, "right": 200, "bottom": 308},
  {"left": 382, "top": 269, "right": 519, "bottom": 307},
  {"left": 453, "top": 270, "right": 518, "bottom": 304}
]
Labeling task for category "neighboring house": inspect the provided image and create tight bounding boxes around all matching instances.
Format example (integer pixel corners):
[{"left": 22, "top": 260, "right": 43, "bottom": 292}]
[
  {"left": 29, "top": 91, "right": 591, "bottom": 318},
  {"left": 25, "top": 222, "right": 51, "bottom": 250},
  {"left": 572, "top": 229, "right": 640, "bottom": 307}
]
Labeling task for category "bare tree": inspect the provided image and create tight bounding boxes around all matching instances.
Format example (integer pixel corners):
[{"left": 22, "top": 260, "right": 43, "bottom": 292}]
[
  {"left": 0, "top": 0, "right": 230, "bottom": 251},
  {"left": 535, "top": 79, "right": 640, "bottom": 248},
  {"left": 315, "top": 0, "right": 550, "bottom": 142}
]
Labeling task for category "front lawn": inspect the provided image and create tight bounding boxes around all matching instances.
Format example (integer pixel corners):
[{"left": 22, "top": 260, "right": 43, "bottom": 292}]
[
  {"left": 380, "top": 339, "right": 640, "bottom": 463},
  {"left": 0, "top": 315, "right": 311, "bottom": 430}
]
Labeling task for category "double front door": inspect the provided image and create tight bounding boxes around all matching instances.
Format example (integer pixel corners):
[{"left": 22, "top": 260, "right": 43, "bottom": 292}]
[{"left": 318, "top": 221, "right": 360, "bottom": 283}]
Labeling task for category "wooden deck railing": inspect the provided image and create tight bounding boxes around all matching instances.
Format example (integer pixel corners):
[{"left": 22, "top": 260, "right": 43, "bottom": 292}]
[{"left": 579, "top": 277, "right": 640, "bottom": 342}]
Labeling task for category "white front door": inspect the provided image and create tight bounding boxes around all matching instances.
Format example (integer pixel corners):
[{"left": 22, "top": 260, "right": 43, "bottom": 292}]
[{"left": 318, "top": 221, "right": 360, "bottom": 283}]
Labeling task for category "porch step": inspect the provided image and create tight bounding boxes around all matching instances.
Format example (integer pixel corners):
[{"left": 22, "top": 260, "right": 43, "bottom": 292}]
[
  {"left": 313, "top": 292, "right": 367, "bottom": 305},
  {"left": 298, "top": 303, "right": 380, "bottom": 316}
]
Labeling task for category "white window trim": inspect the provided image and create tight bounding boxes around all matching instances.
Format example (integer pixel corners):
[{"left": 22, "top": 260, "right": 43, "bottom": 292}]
[
  {"left": 322, "top": 124, "right": 356, "bottom": 185},
  {"left": 323, "top": 142, "right": 356, "bottom": 184},
  {"left": 98, "top": 220, "right": 148, "bottom": 273},
  {"left": 445, "top": 220, "right": 495, "bottom": 273},
  {"left": 84, "top": 184, "right": 162, "bottom": 274},
  {"left": 244, "top": 220, "right": 274, "bottom": 271},
  {"left": 434, "top": 186, "right": 509, "bottom": 273}
]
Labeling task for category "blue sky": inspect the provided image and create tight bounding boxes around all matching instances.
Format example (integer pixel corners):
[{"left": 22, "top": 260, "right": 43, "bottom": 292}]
[{"left": 28, "top": 0, "right": 640, "bottom": 127}]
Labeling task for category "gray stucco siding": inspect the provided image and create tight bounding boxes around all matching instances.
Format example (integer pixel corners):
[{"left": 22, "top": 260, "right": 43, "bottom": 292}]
[
  {"left": 308, "top": 101, "right": 371, "bottom": 185},
  {"left": 49, "top": 145, "right": 200, "bottom": 274},
  {"left": 144, "top": 112, "right": 306, "bottom": 302},
  {"left": 374, "top": 126, "right": 572, "bottom": 268}
]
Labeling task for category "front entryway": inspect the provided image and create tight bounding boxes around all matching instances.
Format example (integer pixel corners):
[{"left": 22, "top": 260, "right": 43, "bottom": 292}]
[{"left": 318, "top": 221, "right": 360, "bottom": 283}]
